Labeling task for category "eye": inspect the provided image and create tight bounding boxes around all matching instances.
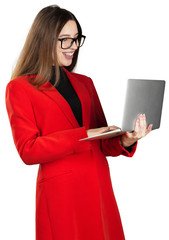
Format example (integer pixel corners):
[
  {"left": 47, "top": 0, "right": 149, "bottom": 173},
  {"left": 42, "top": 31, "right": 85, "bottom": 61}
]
[{"left": 62, "top": 38, "right": 68, "bottom": 42}]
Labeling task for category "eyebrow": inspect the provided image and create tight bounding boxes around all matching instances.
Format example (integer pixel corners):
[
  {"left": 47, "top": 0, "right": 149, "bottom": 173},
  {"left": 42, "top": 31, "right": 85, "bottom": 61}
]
[{"left": 59, "top": 33, "right": 79, "bottom": 38}]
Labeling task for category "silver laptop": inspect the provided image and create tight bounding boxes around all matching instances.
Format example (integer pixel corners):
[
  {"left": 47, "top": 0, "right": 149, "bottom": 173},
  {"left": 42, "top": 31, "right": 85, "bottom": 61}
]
[
  {"left": 122, "top": 79, "right": 165, "bottom": 131},
  {"left": 80, "top": 79, "right": 165, "bottom": 141}
]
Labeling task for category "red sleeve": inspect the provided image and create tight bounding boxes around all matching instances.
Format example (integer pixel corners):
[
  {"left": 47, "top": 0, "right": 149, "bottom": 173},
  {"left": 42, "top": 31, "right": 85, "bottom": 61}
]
[
  {"left": 5, "top": 80, "right": 91, "bottom": 165},
  {"left": 101, "top": 137, "right": 137, "bottom": 157},
  {"left": 87, "top": 78, "right": 137, "bottom": 157}
]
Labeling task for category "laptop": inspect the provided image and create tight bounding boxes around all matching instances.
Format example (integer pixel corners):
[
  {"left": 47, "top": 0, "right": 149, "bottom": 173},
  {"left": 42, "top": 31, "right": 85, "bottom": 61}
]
[{"left": 80, "top": 79, "right": 166, "bottom": 141}]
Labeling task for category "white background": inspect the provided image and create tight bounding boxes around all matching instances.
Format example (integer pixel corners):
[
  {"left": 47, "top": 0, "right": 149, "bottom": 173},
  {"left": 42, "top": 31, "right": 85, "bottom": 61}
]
[{"left": 0, "top": 0, "right": 169, "bottom": 239}]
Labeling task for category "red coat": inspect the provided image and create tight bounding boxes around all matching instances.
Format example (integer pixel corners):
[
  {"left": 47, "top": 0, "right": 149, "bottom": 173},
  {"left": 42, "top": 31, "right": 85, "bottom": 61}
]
[{"left": 6, "top": 68, "right": 137, "bottom": 240}]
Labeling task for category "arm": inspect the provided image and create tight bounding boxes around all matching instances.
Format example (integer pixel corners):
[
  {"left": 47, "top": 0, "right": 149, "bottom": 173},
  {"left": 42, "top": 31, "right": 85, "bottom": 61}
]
[
  {"left": 101, "top": 136, "right": 137, "bottom": 157},
  {"left": 5, "top": 81, "right": 91, "bottom": 165}
]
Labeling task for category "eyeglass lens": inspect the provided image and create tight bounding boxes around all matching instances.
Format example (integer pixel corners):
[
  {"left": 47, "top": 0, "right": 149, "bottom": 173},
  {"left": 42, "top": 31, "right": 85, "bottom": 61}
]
[{"left": 61, "top": 36, "right": 85, "bottom": 49}]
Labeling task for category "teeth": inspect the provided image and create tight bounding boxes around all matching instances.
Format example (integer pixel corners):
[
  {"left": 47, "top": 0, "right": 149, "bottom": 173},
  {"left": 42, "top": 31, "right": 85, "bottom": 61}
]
[{"left": 64, "top": 52, "right": 74, "bottom": 56}]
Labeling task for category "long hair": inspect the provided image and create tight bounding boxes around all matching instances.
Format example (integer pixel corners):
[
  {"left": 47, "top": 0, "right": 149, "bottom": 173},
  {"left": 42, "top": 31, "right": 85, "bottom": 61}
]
[{"left": 11, "top": 5, "right": 82, "bottom": 87}]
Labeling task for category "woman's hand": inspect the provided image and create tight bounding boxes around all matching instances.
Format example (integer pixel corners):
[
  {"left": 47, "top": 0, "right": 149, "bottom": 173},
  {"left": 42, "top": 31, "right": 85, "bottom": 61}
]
[
  {"left": 87, "top": 125, "right": 120, "bottom": 138},
  {"left": 121, "top": 114, "right": 153, "bottom": 147}
]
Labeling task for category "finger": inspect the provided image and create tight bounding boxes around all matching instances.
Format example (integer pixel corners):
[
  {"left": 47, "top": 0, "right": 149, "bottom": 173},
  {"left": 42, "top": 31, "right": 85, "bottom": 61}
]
[
  {"left": 100, "top": 127, "right": 110, "bottom": 133},
  {"left": 139, "top": 114, "right": 146, "bottom": 128},
  {"left": 145, "top": 124, "right": 153, "bottom": 135},
  {"left": 134, "top": 118, "right": 140, "bottom": 132},
  {"left": 109, "top": 125, "right": 121, "bottom": 131}
]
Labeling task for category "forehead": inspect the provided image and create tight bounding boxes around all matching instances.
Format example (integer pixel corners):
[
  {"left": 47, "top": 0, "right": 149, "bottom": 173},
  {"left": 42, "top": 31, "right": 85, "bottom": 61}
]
[{"left": 59, "top": 20, "right": 78, "bottom": 36}]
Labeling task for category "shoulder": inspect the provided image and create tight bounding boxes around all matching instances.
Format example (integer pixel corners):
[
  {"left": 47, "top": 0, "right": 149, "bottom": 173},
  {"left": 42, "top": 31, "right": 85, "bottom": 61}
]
[
  {"left": 5, "top": 75, "right": 40, "bottom": 105},
  {"left": 7, "top": 75, "right": 34, "bottom": 86},
  {"left": 6, "top": 75, "right": 37, "bottom": 92}
]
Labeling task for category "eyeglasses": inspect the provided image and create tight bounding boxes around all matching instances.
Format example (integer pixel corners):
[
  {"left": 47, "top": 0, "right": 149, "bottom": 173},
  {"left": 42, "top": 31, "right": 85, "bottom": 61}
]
[{"left": 58, "top": 35, "right": 86, "bottom": 49}]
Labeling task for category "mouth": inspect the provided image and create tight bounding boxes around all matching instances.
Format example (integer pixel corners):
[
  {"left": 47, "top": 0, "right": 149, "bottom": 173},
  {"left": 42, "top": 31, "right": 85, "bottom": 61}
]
[
  {"left": 63, "top": 52, "right": 74, "bottom": 56},
  {"left": 62, "top": 52, "right": 74, "bottom": 60}
]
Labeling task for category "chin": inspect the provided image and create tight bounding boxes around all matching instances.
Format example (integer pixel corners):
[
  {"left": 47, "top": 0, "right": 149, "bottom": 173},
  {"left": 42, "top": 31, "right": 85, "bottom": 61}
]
[
  {"left": 64, "top": 61, "right": 73, "bottom": 67},
  {"left": 59, "top": 59, "right": 73, "bottom": 67}
]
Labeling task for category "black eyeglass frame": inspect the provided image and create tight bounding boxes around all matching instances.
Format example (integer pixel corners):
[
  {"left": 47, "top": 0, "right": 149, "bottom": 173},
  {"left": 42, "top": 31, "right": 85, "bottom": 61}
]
[{"left": 58, "top": 35, "right": 86, "bottom": 49}]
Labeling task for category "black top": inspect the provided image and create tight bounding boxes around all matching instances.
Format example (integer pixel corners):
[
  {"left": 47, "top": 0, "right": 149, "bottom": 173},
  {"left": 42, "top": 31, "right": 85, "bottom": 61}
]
[{"left": 50, "top": 68, "right": 83, "bottom": 127}]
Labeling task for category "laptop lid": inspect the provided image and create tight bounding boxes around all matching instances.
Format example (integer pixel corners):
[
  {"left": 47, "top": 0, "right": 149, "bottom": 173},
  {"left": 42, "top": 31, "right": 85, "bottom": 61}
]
[{"left": 122, "top": 79, "right": 166, "bottom": 132}]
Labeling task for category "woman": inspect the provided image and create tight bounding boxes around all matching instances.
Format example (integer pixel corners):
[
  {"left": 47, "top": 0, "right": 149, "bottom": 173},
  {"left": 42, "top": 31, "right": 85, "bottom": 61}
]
[{"left": 5, "top": 5, "right": 152, "bottom": 240}]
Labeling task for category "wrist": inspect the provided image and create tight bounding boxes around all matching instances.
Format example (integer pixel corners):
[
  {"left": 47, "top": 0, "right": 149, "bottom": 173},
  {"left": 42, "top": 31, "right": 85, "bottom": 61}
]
[{"left": 120, "top": 135, "right": 136, "bottom": 148}]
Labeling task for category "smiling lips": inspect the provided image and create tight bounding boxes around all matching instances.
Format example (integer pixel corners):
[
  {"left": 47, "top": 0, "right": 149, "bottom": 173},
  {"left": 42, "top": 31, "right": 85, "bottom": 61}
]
[{"left": 63, "top": 52, "right": 74, "bottom": 59}]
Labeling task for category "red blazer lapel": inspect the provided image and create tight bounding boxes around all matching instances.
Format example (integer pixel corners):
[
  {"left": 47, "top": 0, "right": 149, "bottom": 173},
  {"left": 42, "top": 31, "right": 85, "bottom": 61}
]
[
  {"left": 39, "top": 81, "right": 80, "bottom": 128},
  {"left": 36, "top": 69, "right": 91, "bottom": 129}
]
